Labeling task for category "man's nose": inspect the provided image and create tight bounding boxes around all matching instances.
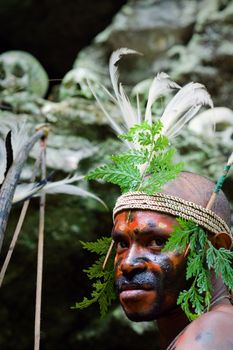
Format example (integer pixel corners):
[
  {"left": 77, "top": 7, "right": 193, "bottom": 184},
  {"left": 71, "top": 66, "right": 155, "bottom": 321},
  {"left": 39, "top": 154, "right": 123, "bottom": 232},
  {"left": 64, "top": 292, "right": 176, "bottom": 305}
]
[{"left": 120, "top": 244, "right": 147, "bottom": 276}]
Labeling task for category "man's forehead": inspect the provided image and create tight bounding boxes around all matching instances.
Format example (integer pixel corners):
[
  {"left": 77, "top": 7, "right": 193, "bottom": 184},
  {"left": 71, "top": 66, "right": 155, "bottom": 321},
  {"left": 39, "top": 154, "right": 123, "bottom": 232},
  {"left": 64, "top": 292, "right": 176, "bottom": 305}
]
[{"left": 113, "top": 210, "right": 177, "bottom": 234}]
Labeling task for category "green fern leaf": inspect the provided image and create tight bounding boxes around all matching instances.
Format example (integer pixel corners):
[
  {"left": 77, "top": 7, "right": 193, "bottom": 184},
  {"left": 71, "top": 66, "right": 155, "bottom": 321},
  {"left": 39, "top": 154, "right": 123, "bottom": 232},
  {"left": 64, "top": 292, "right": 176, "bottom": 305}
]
[
  {"left": 87, "top": 162, "right": 141, "bottom": 192},
  {"left": 74, "top": 237, "right": 116, "bottom": 317},
  {"left": 111, "top": 148, "right": 148, "bottom": 165}
]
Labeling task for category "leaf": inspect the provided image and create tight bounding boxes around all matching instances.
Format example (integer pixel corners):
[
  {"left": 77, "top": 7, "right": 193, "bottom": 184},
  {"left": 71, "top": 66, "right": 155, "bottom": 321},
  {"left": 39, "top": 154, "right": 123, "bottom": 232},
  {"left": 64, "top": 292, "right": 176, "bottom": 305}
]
[
  {"left": 186, "top": 254, "right": 202, "bottom": 279},
  {"left": 81, "top": 237, "right": 112, "bottom": 255},
  {"left": 87, "top": 120, "right": 183, "bottom": 194},
  {"left": 111, "top": 148, "right": 148, "bottom": 166},
  {"left": 87, "top": 162, "right": 141, "bottom": 193},
  {"left": 74, "top": 237, "right": 116, "bottom": 318},
  {"left": 163, "top": 219, "right": 213, "bottom": 320},
  {"left": 162, "top": 218, "right": 196, "bottom": 253},
  {"left": 140, "top": 167, "right": 183, "bottom": 195},
  {"left": 206, "top": 244, "right": 233, "bottom": 290}
]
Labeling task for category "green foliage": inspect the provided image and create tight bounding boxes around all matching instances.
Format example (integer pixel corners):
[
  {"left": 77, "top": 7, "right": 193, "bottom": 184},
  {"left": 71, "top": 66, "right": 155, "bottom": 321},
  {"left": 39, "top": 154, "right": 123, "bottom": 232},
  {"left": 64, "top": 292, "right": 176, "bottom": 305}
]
[
  {"left": 162, "top": 218, "right": 197, "bottom": 253},
  {"left": 206, "top": 244, "right": 233, "bottom": 290},
  {"left": 73, "top": 237, "right": 116, "bottom": 318},
  {"left": 87, "top": 162, "right": 141, "bottom": 193},
  {"left": 87, "top": 121, "right": 183, "bottom": 195},
  {"left": 163, "top": 219, "right": 233, "bottom": 321}
]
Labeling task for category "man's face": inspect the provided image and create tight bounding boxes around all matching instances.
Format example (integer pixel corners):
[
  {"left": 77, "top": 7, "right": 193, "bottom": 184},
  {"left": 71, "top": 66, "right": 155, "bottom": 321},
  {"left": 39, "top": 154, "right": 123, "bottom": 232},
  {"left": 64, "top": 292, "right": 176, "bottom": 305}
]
[{"left": 112, "top": 210, "right": 188, "bottom": 321}]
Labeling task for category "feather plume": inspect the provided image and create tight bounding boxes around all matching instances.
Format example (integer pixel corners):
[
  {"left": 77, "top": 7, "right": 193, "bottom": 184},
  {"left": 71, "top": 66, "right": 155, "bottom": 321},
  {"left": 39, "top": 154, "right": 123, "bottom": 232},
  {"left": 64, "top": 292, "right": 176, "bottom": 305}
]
[
  {"left": 13, "top": 174, "right": 107, "bottom": 208},
  {"left": 0, "top": 138, "right": 7, "bottom": 185},
  {"left": 145, "top": 73, "right": 180, "bottom": 125},
  {"left": 87, "top": 80, "right": 125, "bottom": 136},
  {"left": 136, "top": 93, "right": 141, "bottom": 124},
  {"left": 1, "top": 120, "right": 30, "bottom": 158},
  {"left": 227, "top": 151, "right": 233, "bottom": 166},
  {"left": 41, "top": 184, "right": 107, "bottom": 208},
  {"left": 13, "top": 180, "right": 47, "bottom": 203},
  {"left": 0, "top": 121, "right": 30, "bottom": 187},
  {"left": 166, "top": 105, "right": 202, "bottom": 138},
  {"left": 161, "top": 82, "right": 213, "bottom": 137},
  {"left": 118, "top": 83, "right": 137, "bottom": 129},
  {"left": 109, "top": 48, "right": 140, "bottom": 131},
  {"left": 89, "top": 48, "right": 213, "bottom": 145},
  {"left": 109, "top": 48, "right": 140, "bottom": 101}
]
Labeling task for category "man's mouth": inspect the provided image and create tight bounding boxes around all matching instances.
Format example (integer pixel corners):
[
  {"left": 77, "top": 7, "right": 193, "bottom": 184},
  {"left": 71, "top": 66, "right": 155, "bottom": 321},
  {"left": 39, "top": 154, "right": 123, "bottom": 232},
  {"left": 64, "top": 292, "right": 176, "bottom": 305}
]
[
  {"left": 119, "top": 283, "right": 153, "bottom": 293},
  {"left": 119, "top": 283, "right": 156, "bottom": 302}
]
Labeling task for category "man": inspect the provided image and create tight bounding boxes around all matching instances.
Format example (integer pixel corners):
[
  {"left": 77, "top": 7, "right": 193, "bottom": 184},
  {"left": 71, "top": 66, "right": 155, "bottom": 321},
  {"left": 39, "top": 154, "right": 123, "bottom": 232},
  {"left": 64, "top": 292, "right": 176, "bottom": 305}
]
[
  {"left": 113, "top": 172, "right": 233, "bottom": 349},
  {"left": 76, "top": 48, "right": 233, "bottom": 349}
]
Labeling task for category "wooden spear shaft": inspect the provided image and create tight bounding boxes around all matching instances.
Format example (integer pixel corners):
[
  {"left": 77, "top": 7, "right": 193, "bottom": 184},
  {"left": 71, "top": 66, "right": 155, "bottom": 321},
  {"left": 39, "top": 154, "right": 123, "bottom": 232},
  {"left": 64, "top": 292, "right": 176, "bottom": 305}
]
[{"left": 34, "top": 137, "right": 47, "bottom": 350}]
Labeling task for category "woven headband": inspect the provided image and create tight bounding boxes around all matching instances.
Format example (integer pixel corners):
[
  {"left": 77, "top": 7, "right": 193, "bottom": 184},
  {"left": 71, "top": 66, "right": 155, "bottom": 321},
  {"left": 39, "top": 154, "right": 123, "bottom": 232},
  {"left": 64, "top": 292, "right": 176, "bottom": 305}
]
[{"left": 113, "top": 192, "right": 232, "bottom": 241}]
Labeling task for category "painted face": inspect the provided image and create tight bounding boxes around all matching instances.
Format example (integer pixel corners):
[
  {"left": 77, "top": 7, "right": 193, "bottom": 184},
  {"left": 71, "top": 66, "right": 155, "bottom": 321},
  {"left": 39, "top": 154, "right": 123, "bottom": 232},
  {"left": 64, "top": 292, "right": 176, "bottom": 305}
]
[{"left": 112, "top": 210, "right": 188, "bottom": 321}]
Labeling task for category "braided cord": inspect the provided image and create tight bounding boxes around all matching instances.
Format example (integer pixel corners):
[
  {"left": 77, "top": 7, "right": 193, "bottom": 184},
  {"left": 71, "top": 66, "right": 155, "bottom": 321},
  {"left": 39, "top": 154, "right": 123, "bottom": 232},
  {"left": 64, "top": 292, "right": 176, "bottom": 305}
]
[{"left": 113, "top": 192, "right": 232, "bottom": 242}]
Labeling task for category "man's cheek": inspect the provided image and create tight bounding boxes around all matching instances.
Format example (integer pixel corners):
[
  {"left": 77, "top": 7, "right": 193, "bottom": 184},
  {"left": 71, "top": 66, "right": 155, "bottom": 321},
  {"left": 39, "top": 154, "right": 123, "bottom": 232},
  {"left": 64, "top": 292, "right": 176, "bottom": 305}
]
[{"left": 114, "top": 256, "right": 123, "bottom": 279}]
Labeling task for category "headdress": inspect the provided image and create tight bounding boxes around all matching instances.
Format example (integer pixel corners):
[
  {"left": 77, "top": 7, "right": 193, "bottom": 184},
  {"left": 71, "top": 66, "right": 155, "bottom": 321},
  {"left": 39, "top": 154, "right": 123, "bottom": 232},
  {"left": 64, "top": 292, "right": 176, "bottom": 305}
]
[{"left": 74, "top": 48, "right": 233, "bottom": 320}]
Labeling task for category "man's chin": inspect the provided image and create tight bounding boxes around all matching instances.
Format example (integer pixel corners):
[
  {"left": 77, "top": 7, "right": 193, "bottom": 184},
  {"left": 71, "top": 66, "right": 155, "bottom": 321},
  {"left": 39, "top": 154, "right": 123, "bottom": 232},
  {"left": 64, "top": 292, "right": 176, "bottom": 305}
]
[
  {"left": 124, "top": 309, "right": 158, "bottom": 322},
  {"left": 119, "top": 289, "right": 161, "bottom": 321}
]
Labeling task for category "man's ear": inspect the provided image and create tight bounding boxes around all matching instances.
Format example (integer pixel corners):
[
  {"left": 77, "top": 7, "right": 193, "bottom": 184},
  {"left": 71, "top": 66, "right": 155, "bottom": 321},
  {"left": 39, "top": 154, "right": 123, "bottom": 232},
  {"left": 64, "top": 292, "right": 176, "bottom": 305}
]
[{"left": 213, "top": 232, "right": 232, "bottom": 249}]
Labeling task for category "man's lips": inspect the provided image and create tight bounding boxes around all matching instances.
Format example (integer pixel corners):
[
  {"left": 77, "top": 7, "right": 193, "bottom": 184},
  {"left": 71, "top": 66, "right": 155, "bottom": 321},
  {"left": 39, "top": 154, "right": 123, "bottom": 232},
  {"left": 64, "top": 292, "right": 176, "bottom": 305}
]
[
  {"left": 119, "top": 283, "right": 156, "bottom": 302},
  {"left": 119, "top": 283, "right": 153, "bottom": 293}
]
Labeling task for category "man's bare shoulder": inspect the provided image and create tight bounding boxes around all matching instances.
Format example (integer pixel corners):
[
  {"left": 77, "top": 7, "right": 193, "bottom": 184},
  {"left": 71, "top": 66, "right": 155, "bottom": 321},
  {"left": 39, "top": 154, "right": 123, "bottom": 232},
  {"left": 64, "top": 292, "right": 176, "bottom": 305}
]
[{"left": 174, "top": 305, "right": 233, "bottom": 350}]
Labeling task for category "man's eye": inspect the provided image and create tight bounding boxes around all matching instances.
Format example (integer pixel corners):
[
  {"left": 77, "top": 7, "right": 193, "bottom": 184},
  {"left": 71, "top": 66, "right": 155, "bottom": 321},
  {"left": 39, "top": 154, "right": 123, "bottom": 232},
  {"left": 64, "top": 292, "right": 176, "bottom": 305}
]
[
  {"left": 149, "top": 238, "right": 166, "bottom": 248},
  {"left": 116, "top": 240, "right": 128, "bottom": 251}
]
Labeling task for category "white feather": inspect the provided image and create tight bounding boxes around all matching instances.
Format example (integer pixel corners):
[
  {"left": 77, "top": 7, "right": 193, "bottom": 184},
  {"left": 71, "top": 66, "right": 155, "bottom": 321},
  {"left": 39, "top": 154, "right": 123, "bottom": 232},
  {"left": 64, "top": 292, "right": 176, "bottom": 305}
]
[
  {"left": 0, "top": 121, "right": 30, "bottom": 186},
  {"left": 13, "top": 181, "right": 46, "bottom": 203},
  {"left": 109, "top": 48, "right": 140, "bottom": 101},
  {"left": 87, "top": 80, "right": 125, "bottom": 136},
  {"left": 2, "top": 120, "right": 29, "bottom": 158},
  {"left": 0, "top": 138, "right": 6, "bottom": 185},
  {"left": 227, "top": 151, "right": 233, "bottom": 166},
  {"left": 109, "top": 48, "right": 140, "bottom": 132},
  {"left": 161, "top": 82, "right": 213, "bottom": 136},
  {"left": 12, "top": 174, "right": 107, "bottom": 208},
  {"left": 166, "top": 105, "right": 202, "bottom": 138},
  {"left": 41, "top": 184, "right": 107, "bottom": 208},
  {"left": 145, "top": 73, "right": 180, "bottom": 124},
  {"left": 89, "top": 48, "right": 214, "bottom": 146},
  {"left": 136, "top": 93, "right": 141, "bottom": 124},
  {"left": 119, "top": 83, "right": 138, "bottom": 129}
]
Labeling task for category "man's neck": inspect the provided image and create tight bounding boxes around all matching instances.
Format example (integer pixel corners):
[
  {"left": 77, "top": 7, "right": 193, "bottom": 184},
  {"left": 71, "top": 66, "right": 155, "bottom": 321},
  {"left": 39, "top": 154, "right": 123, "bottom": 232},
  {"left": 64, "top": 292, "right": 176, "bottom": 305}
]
[
  {"left": 156, "top": 307, "right": 189, "bottom": 350},
  {"left": 156, "top": 274, "right": 230, "bottom": 350}
]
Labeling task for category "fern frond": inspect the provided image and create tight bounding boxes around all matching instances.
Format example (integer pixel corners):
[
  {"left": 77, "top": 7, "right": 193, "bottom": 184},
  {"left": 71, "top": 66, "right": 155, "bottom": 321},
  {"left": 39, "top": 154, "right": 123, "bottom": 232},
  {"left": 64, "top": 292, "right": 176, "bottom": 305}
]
[
  {"left": 74, "top": 237, "right": 116, "bottom": 317},
  {"left": 87, "top": 162, "right": 141, "bottom": 193}
]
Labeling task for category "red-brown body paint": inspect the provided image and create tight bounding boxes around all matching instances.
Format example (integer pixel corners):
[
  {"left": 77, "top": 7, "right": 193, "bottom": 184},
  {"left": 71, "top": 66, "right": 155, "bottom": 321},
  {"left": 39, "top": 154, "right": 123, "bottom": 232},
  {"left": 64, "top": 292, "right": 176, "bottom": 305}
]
[
  {"left": 112, "top": 209, "right": 233, "bottom": 350},
  {"left": 113, "top": 210, "right": 189, "bottom": 321}
]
